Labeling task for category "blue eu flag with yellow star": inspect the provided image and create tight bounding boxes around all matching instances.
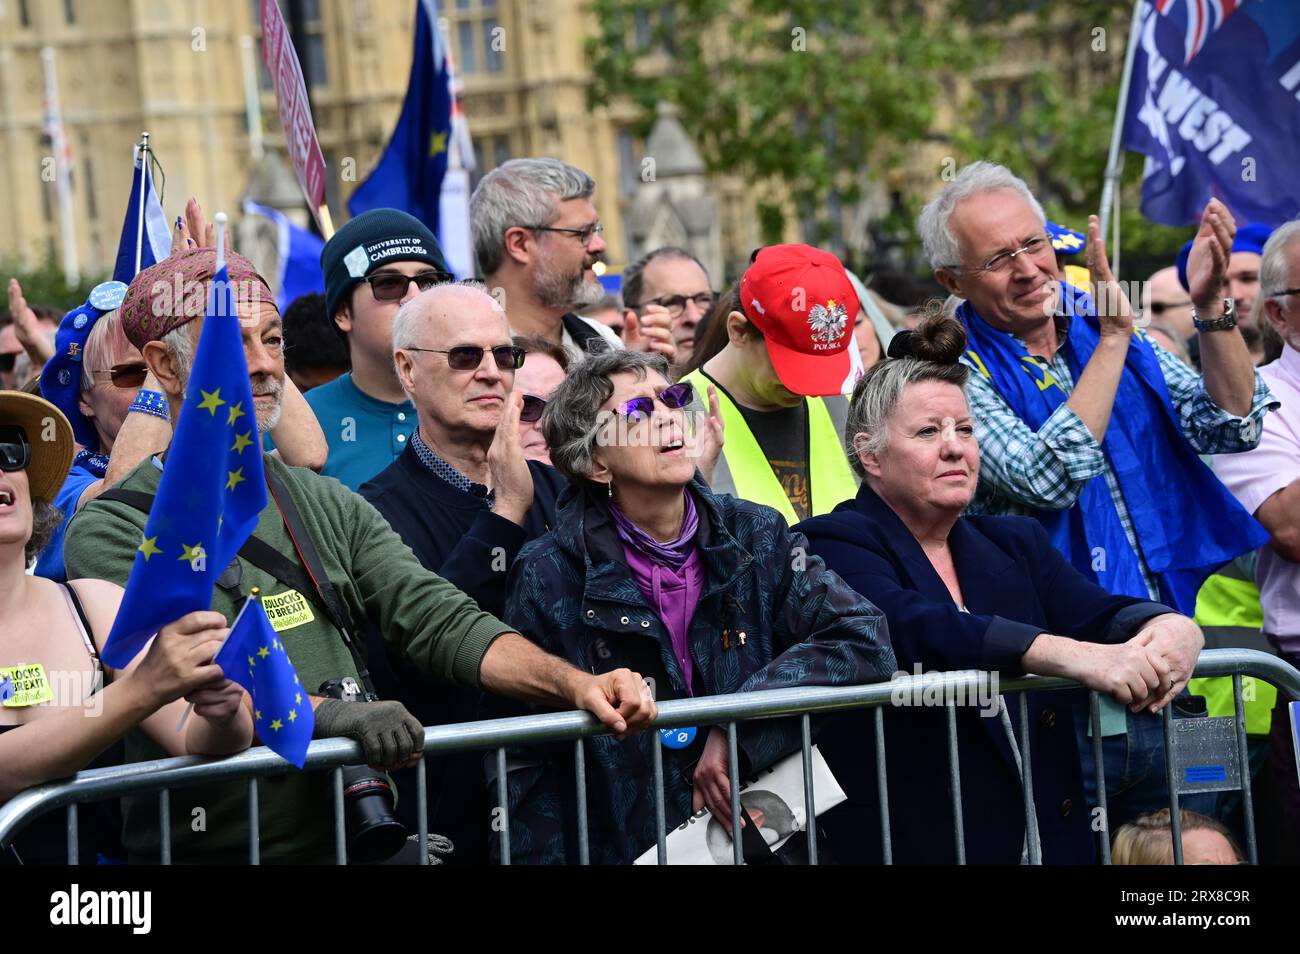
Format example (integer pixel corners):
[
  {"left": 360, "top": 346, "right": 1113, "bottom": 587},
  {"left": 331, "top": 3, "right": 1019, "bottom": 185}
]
[
  {"left": 102, "top": 264, "right": 267, "bottom": 669},
  {"left": 346, "top": 0, "right": 451, "bottom": 232},
  {"left": 215, "top": 595, "right": 313, "bottom": 768}
]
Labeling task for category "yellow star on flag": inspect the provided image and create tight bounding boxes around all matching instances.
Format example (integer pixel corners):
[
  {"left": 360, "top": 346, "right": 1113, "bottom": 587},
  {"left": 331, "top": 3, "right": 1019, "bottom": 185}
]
[
  {"left": 255, "top": 709, "right": 263, "bottom": 721},
  {"left": 231, "top": 431, "right": 253, "bottom": 454},
  {"left": 226, "top": 468, "right": 246, "bottom": 491},
  {"left": 295, "top": 692, "right": 302, "bottom": 706},
  {"left": 288, "top": 709, "right": 297, "bottom": 723},
  {"left": 248, "top": 655, "right": 255, "bottom": 667},
  {"left": 227, "top": 402, "right": 246, "bottom": 426},
  {"left": 270, "top": 718, "right": 283, "bottom": 732},
  {"left": 258, "top": 645, "right": 271, "bottom": 659},
  {"left": 430, "top": 130, "right": 447, "bottom": 156},
  {"left": 198, "top": 388, "right": 226, "bottom": 416},
  {"left": 178, "top": 542, "right": 206, "bottom": 567},
  {"left": 138, "top": 535, "right": 162, "bottom": 561}
]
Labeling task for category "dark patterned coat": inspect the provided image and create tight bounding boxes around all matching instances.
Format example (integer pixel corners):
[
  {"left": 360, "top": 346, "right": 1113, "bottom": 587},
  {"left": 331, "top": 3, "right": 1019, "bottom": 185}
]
[{"left": 494, "top": 477, "right": 896, "bottom": 864}]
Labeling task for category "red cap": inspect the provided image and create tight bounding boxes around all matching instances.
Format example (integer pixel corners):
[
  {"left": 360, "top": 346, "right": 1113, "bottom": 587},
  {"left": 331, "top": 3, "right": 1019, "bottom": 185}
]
[{"left": 739, "top": 244, "right": 859, "bottom": 396}]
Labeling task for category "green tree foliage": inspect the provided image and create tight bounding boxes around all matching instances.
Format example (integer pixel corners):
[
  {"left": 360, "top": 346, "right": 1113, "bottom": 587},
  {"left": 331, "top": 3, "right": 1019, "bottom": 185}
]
[
  {"left": 1, "top": 258, "right": 105, "bottom": 315},
  {"left": 586, "top": 0, "right": 1192, "bottom": 274}
]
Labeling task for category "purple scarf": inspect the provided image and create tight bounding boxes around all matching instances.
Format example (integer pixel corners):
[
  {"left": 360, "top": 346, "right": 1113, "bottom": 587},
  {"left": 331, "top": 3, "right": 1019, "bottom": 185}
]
[
  {"left": 609, "top": 490, "right": 699, "bottom": 570},
  {"left": 609, "top": 491, "right": 704, "bottom": 694}
]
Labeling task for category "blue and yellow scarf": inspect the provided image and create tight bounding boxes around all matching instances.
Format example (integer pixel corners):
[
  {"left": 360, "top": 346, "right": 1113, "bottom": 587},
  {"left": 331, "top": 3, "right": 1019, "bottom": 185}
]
[{"left": 959, "top": 283, "right": 1266, "bottom": 614}]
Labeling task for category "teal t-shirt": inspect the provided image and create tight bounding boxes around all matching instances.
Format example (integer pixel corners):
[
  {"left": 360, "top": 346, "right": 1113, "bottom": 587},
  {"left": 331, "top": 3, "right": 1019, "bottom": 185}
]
[{"left": 304, "top": 372, "right": 416, "bottom": 490}]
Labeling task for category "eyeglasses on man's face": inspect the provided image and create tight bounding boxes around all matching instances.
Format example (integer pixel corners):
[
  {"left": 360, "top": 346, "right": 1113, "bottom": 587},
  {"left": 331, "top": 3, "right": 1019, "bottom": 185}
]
[
  {"left": 959, "top": 234, "right": 1053, "bottom": 275},
  {"left": 403, "top": 345, "right": 525, "bottom": 372},
  {"left": 0, "top": 425, "right": 31, "bottom": 472},
  {"left": 634, "top": 292, "right": 715, "bottom": 319},
  {"left": 519, "top": 394, "right": 547, "bottom": 423},
  {"left": 364, "top": 269, "right": 454, "bottom": 302},
  {"left": 525, "top": 222, "right": 605, "bottom": 246}
]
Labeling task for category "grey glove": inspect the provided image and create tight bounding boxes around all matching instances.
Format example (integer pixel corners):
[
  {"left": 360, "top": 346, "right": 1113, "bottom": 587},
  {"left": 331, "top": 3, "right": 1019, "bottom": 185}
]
[{"left": 313, "top": 698, "right": 425, "bottom": 769}]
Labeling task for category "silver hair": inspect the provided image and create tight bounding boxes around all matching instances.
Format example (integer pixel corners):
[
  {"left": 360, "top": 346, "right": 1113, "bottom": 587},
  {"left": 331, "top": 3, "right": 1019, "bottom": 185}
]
[
  {"left": 844, "top": 357, "right": 970, "bottom": 478},
  {"left": 1259, "top": 220, "right": 1300, "bottom": 299},
  {"left": 390, "top": 280, "right": 506, "bottom": 355},
  {"left": 470, "top": 158, "right": 596, "bottom": 275},
  {"left": 162, "top": 323, "right": 196, "bottom": 390},
  {"left": 918, "top": 161, "right": 1047, "bottom": 270},
  {"left": 542, "top": 349, "right": 672, "bottom": 484}
]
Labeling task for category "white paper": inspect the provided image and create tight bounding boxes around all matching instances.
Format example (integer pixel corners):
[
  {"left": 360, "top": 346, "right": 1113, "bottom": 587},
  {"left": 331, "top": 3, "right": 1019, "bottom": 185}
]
[{"left": 634, "top": 745, "right": 846, "bottom": 865}]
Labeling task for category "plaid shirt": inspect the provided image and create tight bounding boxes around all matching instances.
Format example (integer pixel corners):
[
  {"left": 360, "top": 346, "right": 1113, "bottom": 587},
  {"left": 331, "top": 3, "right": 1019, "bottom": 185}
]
[
  {"left": 964, "top": 317, "right": 1276, "bottom": 600},
  {"left": 410, "top": 429, "right": 494, "bottom": 509}
]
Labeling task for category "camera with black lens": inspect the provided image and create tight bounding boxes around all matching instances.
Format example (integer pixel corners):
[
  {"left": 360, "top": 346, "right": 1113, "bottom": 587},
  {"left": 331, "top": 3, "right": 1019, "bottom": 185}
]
[{"left": 318, "top": 677, "right": 409, "bottom": 863}]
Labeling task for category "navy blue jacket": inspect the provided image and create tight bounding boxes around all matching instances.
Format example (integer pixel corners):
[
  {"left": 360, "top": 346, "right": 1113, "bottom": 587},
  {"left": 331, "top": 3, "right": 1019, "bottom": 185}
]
[
  {"left": 796, "top": 484, "right": 1173, "bottom": 864},
  {"left": 498, "top": 478, "right": 897, "bottom": 864},
  {"left": 360, "top": 443, "right": 566, "bottom": 863}
]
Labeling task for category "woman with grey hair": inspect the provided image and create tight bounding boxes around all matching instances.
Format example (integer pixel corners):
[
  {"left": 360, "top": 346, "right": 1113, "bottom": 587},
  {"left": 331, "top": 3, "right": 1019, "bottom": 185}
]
[
  {"left": 795, "top": 312, "right": 1207, "bottom": 864},
  {"left": 495, "top": 349, "right": 896, "bottom": 864}
]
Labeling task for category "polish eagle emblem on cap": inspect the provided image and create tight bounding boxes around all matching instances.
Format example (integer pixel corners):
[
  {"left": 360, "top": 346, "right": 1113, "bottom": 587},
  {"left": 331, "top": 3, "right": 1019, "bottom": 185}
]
[{"left": 807, "top": 299, "right": 848, "bottom": 346}]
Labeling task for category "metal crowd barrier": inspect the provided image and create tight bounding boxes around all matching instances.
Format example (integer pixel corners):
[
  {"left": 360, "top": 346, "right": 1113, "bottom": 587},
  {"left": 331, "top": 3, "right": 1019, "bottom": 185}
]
[{"left": 1, "top": 649, "right": 1295, "bottom": 865}]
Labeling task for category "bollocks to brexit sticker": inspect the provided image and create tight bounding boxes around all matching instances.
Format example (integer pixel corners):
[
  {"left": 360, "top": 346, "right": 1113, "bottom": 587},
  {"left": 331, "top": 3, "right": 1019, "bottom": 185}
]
[
  {"left": 0, "top": 663, "right": 52, "bottom": 708},
  {"left": 659, "top": 726, "right": 697, "bottom": 749}
]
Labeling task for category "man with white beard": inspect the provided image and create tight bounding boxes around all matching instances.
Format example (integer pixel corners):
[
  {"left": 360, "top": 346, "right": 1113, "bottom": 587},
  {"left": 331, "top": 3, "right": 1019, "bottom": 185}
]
[
  {"left": 62, "top": 248, "right": 657, "bottom": 864},
  {"left": 471, "top": 157, "right": 676, "bottom": 363}
]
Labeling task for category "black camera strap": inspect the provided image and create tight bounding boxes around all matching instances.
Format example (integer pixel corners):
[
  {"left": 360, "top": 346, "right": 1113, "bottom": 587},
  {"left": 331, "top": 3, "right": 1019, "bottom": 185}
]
[
  {"left": 264, "top": 470, "right": 379, "bottom": 701},
  {"left": 98, "top": 477, "right": 380, "bottom": 701}
]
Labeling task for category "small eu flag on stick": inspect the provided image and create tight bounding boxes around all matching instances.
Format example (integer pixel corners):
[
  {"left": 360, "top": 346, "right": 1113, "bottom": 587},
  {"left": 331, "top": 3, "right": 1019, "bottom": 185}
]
[{"left": 213, "top": 588, "right": 314, "bottom": 768}]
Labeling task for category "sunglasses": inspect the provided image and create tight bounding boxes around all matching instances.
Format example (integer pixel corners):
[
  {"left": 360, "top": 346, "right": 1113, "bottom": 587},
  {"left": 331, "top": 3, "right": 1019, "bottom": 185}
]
[
  {"left": 614, "top": 382, "right": 696, "bottom": 423},
  {"left": 364, "top": 269, "right": 454, "bottom": 302},
  {"left": 520, "top": 394, "right": 547, "bottom": 423},
  {"left": 1148, "top": 300, "right": 1191, "bottom": 316},
  {"left": 0, "top": 425, "right": 31, "bottom": 472},
  {"left": 0, "top": 353, "right": 17, "bottom": 373},
  {"left": 404, "top": 345, "right": 525, "bottom": 372},
  {"left": 94, "top": 362, "right": 149, "bottom": 389}
]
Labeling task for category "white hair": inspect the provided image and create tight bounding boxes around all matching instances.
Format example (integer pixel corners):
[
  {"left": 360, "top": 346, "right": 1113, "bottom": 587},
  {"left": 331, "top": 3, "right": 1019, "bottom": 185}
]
[
  {"left": 918, "top": 161, "right": 1047, "bottom": 270},
  {"left": 469, "top": 158, "right": 596, "bottom": 275},
  {"left": 162, "top": 323, "right": 196, "bottom": 390},
  {"left": 1260, "top": 220, "right": 1300, "bottom": 299},
  {"left": 391, "top": 280, "right": 507, "bottom": 356}
]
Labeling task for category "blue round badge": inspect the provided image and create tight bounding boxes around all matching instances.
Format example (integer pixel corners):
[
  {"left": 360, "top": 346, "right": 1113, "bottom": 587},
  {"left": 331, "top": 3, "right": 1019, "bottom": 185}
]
[
  {"left": 73, "top": 313, "right": 88, "bottom": 329},
  {"left": 87, "top": 280, "right": 128, "bottom": 312},
  {"left": 659, "top": 726, "right": 697, "bottom": 749}
]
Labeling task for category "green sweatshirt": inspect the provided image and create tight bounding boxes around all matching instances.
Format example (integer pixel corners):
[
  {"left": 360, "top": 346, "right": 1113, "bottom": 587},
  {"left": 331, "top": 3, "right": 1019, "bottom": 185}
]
[{"left": 64, "top": 454, "right": 514, "bottom": 863}]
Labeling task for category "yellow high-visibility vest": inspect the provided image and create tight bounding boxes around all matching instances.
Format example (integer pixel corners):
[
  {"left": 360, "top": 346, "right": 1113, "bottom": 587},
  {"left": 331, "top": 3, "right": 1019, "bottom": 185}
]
[
  {"left": 1190, "top": 570, "right": 1277, "bottom": 736},
  {"left": 685, "top": 368, "right": 858, "bottom": 524}
]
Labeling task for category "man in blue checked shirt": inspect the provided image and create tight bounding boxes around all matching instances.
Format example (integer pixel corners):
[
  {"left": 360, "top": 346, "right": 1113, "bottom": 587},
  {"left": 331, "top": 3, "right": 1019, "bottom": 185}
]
[{"left": 917, "top": 161, "right": 1276, "bottom": 829}]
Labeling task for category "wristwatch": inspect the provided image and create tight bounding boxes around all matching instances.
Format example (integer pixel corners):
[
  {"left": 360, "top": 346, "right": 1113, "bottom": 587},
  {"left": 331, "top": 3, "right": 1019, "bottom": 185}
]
[{"left": 1192, "top": 298, "right": 1238, "bottom": 333}]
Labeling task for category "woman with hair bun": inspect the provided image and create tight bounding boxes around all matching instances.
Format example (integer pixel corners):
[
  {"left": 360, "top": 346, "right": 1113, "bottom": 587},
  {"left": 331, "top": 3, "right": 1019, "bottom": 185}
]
[{"left": 795, "top": 311, "right": 1206, "bottom": 865}]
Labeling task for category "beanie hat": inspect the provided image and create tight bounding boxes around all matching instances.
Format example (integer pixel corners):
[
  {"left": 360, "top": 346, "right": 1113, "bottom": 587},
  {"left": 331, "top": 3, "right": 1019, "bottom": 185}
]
[{"left": 320, "top": 209, "right": 450, "bottom": 321}]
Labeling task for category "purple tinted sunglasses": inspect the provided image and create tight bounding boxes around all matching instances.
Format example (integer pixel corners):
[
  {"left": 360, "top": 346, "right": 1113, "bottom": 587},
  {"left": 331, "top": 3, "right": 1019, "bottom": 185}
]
[{"left": 615, "top": 382, "right": 696, "bottom": 422}]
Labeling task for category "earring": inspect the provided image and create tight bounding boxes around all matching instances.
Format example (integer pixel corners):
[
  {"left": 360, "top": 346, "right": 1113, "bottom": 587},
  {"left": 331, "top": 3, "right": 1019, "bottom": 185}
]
[{"left": 607, "top": 479, "right": 614, "bottom": 499}]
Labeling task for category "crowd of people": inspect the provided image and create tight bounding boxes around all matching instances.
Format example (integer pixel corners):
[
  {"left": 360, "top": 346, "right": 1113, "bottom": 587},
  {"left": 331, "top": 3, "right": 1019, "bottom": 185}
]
[{"left": 2, "top": 155, "right": 1297, "bottom": 866}]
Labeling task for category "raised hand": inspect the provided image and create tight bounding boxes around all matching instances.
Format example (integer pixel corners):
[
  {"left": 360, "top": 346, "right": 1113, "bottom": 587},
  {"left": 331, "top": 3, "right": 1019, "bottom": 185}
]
[
  {"left": 1186, "top": 198, "right": 1236, "bottom": 312},
  {"left": 1086, "top": 214, "right": 1134, "bottom": 339},
  {"left": 624, "top": 305, "right": 678, "bottom": 364},
  {"left": 489, "top": 390, "right": 536, "bottom": 525}
]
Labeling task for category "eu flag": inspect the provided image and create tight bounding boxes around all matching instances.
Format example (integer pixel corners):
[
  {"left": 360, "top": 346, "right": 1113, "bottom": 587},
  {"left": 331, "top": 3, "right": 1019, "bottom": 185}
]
[
  {"left": 215, "top": 596, "right": 314, "bottom": 768},
  {"left": 112, "top": 144, "right": 171, "bottom": 283},
  {"left": 346, "top": 0, "right": 451, "bottom": 233},
  {"left": 101, "top": 265, "right": 268, "bottom": 669},
  {"left": 1121, "top": 0, "right": 1300, "bottom": 226}
]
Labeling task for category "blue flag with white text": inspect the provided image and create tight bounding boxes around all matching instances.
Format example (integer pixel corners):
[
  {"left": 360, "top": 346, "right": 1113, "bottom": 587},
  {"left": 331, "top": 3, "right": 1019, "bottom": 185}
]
[
  {"left": 215, "top": 598, "right": 313, "bottom": 768},
  {"left": 113, "top": 146, "right": 171, "bottom": 283},
  {"left": 346, "top": 0, "right": 451, "bottom": 234},
  {"left": 1121, "top": 0, "right": 1300, "bottom": 227},
  {"left": 101, "top": 265, "right": 268, "bottom": 669}
]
